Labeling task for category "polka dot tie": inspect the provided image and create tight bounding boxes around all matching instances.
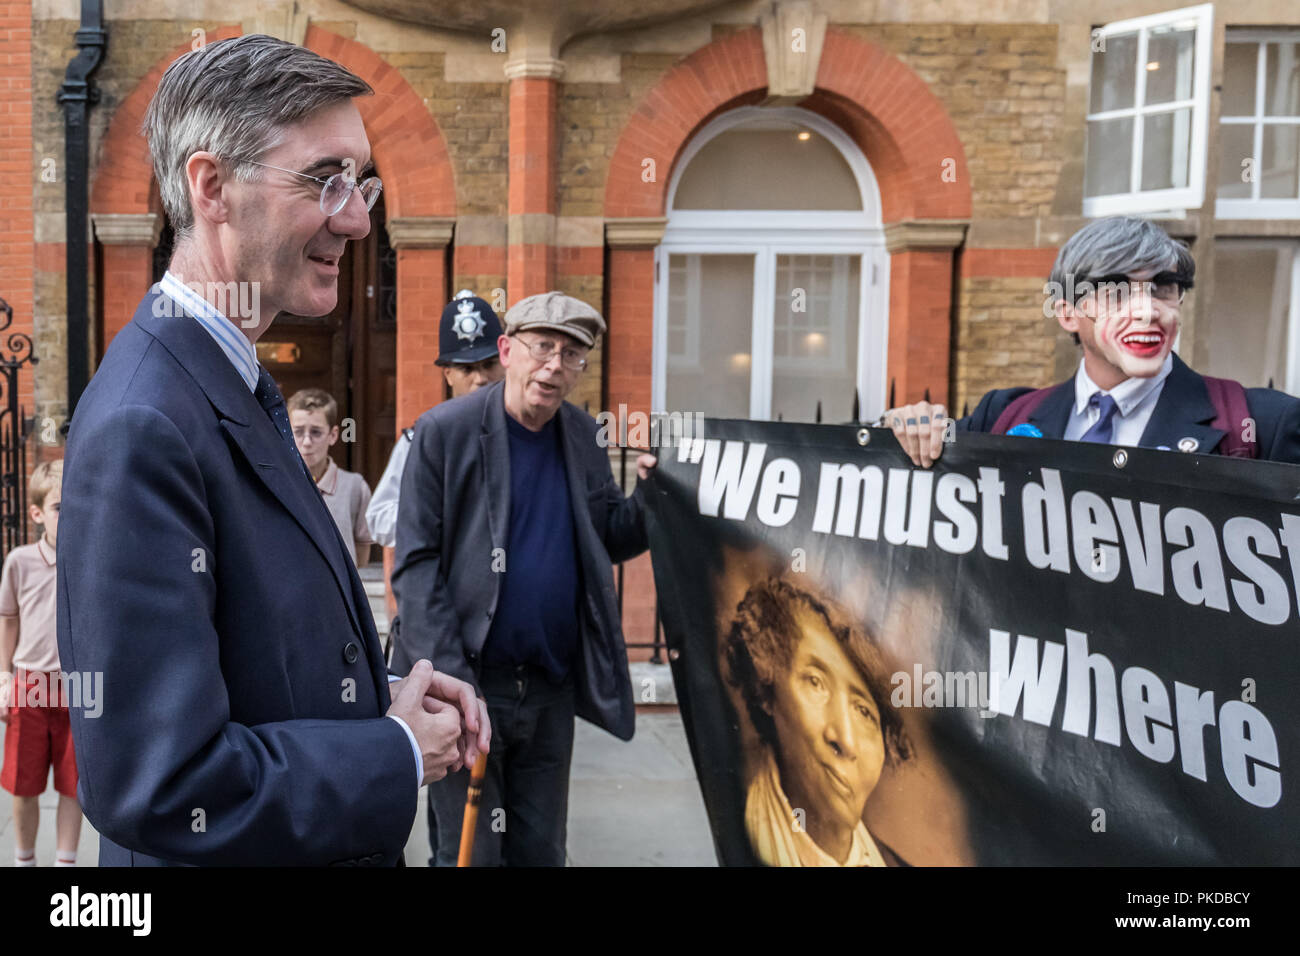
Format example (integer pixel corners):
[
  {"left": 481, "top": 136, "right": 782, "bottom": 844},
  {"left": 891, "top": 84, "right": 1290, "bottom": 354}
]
[{"left": 254, "top": 366, "right": 317, "bottom": 485}]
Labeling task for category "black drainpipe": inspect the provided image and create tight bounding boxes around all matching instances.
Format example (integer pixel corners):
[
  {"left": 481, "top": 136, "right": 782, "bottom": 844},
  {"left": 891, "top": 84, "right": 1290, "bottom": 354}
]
[{"left": 56, "top": 0, "right": 107, "bottom": 420}]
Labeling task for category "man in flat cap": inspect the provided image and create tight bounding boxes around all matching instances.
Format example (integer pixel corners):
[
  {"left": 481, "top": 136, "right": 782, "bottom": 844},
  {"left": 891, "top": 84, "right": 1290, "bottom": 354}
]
[{"left": 392, "top": 291, "right": 656, "bottom": 865}]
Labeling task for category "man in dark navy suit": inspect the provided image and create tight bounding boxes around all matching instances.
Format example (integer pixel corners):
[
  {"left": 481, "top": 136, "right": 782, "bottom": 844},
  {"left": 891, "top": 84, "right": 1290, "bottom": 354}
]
[
  {"left": 56, "top": 34, "right": 488, "bottom": 866},
  {"left": 886, "top": 216, "right": 1300, "bottom": 467}
]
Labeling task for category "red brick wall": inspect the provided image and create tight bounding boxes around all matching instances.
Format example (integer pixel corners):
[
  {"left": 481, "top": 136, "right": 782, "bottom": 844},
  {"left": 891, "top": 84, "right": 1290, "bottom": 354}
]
[
  {"left": 507, "top": 76, "right": 557, "bottom": 302},
  {"left": 605, "top": 248, "right": 654, "bottom": 417},
  {"left": 395, "top": 247, "right": 448, "bottom": 429},
  {"left": 0, "top": 0, "right": 35, "bottom": 417},
  {"left": 888, "top": 250, "right": 955, "bottom": 407}
]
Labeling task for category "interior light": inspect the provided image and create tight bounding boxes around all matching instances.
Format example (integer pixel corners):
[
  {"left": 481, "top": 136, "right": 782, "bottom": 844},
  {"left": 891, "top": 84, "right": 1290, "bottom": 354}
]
[{"left": 796, "top": 130, "right": 812, "bottom": 141}]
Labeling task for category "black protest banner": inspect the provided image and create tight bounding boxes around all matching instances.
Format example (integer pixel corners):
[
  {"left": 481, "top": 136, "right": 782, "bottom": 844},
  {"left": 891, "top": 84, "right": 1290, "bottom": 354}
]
[{"left": 644, "top": 418, "right": 1298, "bottom": 866}]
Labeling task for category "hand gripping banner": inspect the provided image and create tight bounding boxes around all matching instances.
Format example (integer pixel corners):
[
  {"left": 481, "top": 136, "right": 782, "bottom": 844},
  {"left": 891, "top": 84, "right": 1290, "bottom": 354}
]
[{"left": 644, "top": 419, "right": 1298, "bottom": 866}]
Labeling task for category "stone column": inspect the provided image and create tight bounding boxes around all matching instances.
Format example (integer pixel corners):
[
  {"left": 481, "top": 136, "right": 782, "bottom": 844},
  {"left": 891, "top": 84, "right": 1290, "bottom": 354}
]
[
  {"left": 883, "top": 219, "right": 970, "bottom": 407},
  {"left": 91, "top": 212, "right": 162, "bottom": 348},
  {"left": 504, "top": 57, "right": 564, "bottom": 305},
  {"left": 389, "top": 216, "right": 455, "bottom": 431}
]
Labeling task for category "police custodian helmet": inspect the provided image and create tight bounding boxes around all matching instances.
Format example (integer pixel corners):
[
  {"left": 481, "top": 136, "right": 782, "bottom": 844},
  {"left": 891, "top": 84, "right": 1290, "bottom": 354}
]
[{"left": 436, "top": 290, "right": 504, "bottom": 366}]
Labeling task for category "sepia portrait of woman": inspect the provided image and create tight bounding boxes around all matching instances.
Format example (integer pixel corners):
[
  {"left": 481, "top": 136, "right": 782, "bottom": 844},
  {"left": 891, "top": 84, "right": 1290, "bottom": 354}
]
[{"left": 723, "top": 577, "right": 912, "bottom": 866}]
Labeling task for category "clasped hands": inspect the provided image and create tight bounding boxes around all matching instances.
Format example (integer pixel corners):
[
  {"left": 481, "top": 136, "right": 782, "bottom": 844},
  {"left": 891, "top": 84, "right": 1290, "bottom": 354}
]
[{"left": 387, "top": 659, "right": 491, "bottom": 786}]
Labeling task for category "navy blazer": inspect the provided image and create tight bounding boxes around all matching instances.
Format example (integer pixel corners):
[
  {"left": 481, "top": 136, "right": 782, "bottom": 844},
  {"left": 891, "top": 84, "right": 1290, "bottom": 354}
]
[
  {"left": 391, "top": 379, "right": 648, "bottom": 741},
  {"left": 960, "top": 353, "right": 1300, "bottom": 463},
  {"left": 56, "top": 290, "right": 417, "bottom": 866}
]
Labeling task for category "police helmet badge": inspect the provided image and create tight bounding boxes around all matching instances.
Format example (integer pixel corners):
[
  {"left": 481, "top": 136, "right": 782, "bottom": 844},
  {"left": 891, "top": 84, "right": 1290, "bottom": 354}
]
[{"left": 452, "top": 290, "right": 486, "bottom": 343}]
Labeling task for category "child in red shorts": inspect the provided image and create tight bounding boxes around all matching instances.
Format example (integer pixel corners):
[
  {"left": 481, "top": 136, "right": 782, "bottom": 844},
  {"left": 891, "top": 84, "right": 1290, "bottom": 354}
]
[{"left": 0, "top": 461, "right": 80, "bottom": 866}]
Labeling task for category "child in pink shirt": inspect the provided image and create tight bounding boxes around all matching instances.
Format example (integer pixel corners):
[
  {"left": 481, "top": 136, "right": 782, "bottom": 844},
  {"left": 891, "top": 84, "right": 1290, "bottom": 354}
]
[{"left": 0, "top": 461, "right": 81, "bottom": 866}]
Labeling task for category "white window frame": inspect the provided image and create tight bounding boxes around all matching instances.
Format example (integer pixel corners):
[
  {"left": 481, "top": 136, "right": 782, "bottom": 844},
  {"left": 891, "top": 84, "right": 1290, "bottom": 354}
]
[
  {"left": 1216, "top": 30, "right": 1300, "bottom": 220},
  {"left": 654, "top": 106, "right": 890, "bottom": 422},
  {"left": 1083, "top": 3, "right": 1214, "bottom": 218},
  {"left": 1209, "top": 239, "right": 1300, "bottom": 394}
]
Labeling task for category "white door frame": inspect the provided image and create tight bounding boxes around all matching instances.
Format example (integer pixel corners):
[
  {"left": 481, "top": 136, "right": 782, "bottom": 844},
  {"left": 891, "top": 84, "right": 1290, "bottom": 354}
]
[{"left": 653, "top": 106, "right": 890, "bottom": 420}]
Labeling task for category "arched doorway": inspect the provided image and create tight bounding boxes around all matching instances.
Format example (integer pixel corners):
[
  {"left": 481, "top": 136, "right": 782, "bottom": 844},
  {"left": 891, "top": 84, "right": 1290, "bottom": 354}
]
[{"left": 655, "top": 106, "right": 887, "bottom": 423}]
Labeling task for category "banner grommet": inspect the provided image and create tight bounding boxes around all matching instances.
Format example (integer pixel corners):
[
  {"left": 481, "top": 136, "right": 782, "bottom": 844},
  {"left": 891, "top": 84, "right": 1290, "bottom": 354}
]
[
  {"left": 856, "top": 429, "right": 871, "bottom": 446},
  {"left": 1112, "top": 449, "right": 1128, "bottom": 469}
]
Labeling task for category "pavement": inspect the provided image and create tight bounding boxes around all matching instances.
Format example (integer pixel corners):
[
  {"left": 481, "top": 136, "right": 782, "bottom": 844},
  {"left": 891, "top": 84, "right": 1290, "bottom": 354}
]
[
  {"left": 2, "top": 568, "right": 715, "bottom": 866},
  {"left": 0, "top": 709, "right": 717, "bottom": 867}
]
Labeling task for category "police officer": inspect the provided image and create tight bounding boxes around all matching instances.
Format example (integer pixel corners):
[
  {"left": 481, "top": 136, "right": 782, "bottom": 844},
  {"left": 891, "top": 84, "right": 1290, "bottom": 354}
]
[
  {"left": 366, "top": 290, "right": 506, "bottom": 549},
  {"left": 366, "top": 289, "right": 505, "bottom": 865}
]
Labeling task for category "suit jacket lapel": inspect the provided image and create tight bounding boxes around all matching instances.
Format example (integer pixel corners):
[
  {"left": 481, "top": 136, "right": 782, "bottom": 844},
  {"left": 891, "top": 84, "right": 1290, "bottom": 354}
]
[
  {"left": 481, "top": 382, "right": 510, "bottom": 554},
  {"left": 1027, "top": 380, "right": 1075, "bottom": 440},
  {"left": 1138, "top": 353, "right": 1225, "bottom": 453},
  {"left": 135, "top": 291, "right": 367, "bottom": 644},
  {"left": 558, "top": 404, "right": 593, "bottom": 543}
]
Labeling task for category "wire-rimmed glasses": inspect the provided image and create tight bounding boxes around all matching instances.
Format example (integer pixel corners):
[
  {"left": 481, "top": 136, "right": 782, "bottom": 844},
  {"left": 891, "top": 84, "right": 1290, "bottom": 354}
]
[
  {"left": 514, "top": 334, "right": 589, "bottom": 371},
  {"left": 231, "top": 158, "right": 382, "bottom": 217}
]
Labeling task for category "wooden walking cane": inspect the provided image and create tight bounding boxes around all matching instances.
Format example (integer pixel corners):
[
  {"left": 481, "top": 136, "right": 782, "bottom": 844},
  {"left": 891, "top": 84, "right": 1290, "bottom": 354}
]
[{"left": 456, "top": 754, "right": 488, "bottom": 867}]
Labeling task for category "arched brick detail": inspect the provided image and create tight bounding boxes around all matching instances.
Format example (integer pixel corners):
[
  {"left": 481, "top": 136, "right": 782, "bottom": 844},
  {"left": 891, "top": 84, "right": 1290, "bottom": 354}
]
[
  {"left": 603, "top": 27, "right": 970, "bottom": 222},
  {"left": 91, "top": 27, "right": 244, "bottom": 217},
  {"left": 811, "top": 29, "right": 971, "bottom": 221},
  {"left": 303, "top": 25, "right": 454, "bottom": 220},
  {"left": 604, "top": 28, "right": 768, "bottom": 218},
  {"left": 89, "top": 26, "right": 455, "bottom": 431},
  {"left": 602, "top": 25, "right": 973, "bottom": 424},
  {"left": 91, "top": 26, "right": 455, "bottom": 220}
]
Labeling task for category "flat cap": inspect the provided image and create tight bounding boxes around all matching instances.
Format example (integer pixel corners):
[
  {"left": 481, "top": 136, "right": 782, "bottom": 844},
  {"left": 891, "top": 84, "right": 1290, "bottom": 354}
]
[{"left": 504, "top": 291, "right": 606, "bottom": 349}]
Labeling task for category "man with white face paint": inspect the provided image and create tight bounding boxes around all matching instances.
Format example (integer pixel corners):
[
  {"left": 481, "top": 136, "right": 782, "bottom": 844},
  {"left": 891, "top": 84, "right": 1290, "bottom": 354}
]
[{"left": 886, "top": 216, "right": 1300, "bottom": 466}]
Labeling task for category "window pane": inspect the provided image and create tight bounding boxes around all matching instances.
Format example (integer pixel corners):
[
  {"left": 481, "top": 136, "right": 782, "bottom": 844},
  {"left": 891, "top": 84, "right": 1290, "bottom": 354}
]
[
  {"left": 1217, "top": 123, "right": 1256, "bottom": 199},
  {"left": 1085, "top": 117, "right": 1134, "bottom": 196},
  {"left": 770, "top": 255, "right": 860, "bottom": 423},
  {"left": 666, "top": 254, "right": 754, "bottom": 418},
  {"left": 1261, "top": 125, "right": 1300, "bottom": 199},
  {"left": 1144, "top": 26, "right": 1196, "bottom": 105},
  {"left": 1140, "top": 109, "right": 1191, "bottom": 191},
  {"left": 1222, "top": 43, "right": 1259, "bottom": 117},
  {"left": 1264, "top": 42, "right": 1300, "bottom": 117},
  {"left": 673, "top": 126, "right": 862, "bottom": 210},
  {"left": 1090, "top": 31, "right": 1137, "bottom": 113},
  {"left": 1204, "top": 242, "right": 1294, "bottom": 390}
]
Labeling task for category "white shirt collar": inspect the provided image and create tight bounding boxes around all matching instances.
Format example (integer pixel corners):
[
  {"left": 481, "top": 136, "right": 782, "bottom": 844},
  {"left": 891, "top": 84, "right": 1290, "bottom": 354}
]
[
  {"left": 159, "top": 270, "right": 260, "bottom": 393},
  {"left": 1074, "top": 354, "right": 1174, "bottom": 418}
]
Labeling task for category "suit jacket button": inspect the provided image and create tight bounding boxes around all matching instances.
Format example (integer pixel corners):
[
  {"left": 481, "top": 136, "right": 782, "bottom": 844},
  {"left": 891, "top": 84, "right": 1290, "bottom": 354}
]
[
  {"left": 466, "top": 651, "right": 479, "bottom": 664},
  {"left": 343, "top": 641, "right": 360, "bottom": 664}
]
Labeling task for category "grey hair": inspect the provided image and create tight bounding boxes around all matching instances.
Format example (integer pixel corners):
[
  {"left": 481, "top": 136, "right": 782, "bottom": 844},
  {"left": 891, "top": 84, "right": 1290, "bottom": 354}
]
[
  {"left": 142, "top": 34, "right": 372, "bottom": 240},
  {"left": 1049, "top": 216, "right": 1195, "bottom": 295}
]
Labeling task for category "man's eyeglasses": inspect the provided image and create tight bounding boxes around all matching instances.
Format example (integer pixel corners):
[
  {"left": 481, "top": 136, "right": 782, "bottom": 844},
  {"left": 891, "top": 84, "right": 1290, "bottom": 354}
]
[
  {"left": 291, "top": 426, "right": 331, "bottom": 443},
  {"left": 514, "top": 335, "right": 588, "bottom": 371},
  {"left": 1076, "top": 272, "right": 1191, "bottom": 306},
  {"left": 231, "top": 158, "right": 382, "bottom": 217}
]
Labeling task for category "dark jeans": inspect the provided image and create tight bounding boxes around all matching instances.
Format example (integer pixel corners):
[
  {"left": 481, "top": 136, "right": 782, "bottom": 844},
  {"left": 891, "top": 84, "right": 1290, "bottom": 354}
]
[{"left": 427, "top": 663, "right": 575, "bottom": 867}]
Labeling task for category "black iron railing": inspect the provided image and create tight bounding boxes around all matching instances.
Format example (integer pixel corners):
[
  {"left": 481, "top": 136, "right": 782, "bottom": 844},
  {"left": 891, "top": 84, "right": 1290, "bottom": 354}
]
[
  {"left": 612, "top": 442, "right": 666, "bottom": 664},
  {"left": 0, "top": 298, "right": 38, "bottom": 557}
]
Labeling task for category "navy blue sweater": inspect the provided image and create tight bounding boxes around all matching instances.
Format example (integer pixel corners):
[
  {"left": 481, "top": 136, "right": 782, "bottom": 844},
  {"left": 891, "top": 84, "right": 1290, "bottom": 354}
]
[{"left": 480, "top": 413, "right": 581, "bottom": 682}]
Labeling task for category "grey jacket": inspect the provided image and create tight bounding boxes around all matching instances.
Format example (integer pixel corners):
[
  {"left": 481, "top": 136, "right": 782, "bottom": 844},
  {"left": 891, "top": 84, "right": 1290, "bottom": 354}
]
[{"left": 390, "top": 380, "right": 649, "bottom": 740}]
